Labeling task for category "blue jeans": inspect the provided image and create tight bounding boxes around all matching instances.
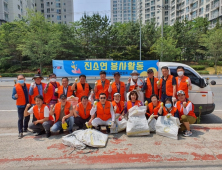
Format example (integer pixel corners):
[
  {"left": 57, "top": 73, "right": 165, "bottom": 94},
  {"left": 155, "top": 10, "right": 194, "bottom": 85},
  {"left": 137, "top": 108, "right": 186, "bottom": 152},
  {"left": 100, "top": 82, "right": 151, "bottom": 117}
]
[
  {"left": 161, "top": 94, "right": 172, "bottom": 102},
  {"left": 18, "top": 107, "right": 30, "bottom": 133},
  {"left": 51, "top": 116, "right": 74, "bottom": 132}
]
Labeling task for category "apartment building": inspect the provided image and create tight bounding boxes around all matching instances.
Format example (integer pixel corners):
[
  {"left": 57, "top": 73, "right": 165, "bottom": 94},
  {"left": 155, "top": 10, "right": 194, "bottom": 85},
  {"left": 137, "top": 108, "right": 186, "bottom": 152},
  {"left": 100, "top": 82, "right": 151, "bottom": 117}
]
[{"left": 35, "top": 0, "right": 74, "bottom": 25}]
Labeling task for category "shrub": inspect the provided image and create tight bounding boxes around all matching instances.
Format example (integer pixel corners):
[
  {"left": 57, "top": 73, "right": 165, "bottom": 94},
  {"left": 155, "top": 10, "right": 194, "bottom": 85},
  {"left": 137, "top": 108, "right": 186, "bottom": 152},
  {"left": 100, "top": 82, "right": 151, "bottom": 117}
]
[
  {"left": 197, "top": 70, "right": 209, "bottom": 74},
  {"left": 0, "top": 73, "right": 36, "bottom": 77},
  {"left": 217, "top": 61, "right": 222, "bottom": 66},
  {"left": 190, "top": 65, "right": 205, "bottom": 70},
  {"left": 7, "top": 65, "right": 21, "bottom": 73},
  {"left": 208, "top": 62, "right": 214, "bottom": 67}
]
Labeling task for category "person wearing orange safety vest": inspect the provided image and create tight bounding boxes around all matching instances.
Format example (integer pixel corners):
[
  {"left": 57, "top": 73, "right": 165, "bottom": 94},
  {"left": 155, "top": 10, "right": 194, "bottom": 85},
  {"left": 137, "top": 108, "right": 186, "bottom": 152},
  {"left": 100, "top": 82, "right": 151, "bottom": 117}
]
[
  {"left": 24, "top": 95, "right": 54, "bottom": 138},
  {"left": 12, "top": 74, "right": 31, "bottom": 139},
  {"left": 71, "top": 74, "right": 92, "bottom": 102},
  {"left": 94, "top": 71, "right": 112, "bottom": 101},
  {"left": 73, "top": 96, "right": 92, "bottom": 129},
  {"left": 158, "top": 66, "right": 177, "bottom": 103},
  {"left": 43, "top": 73, "right": 60, "bottom": 108},
  {"left": 175, "top": 66, "right": 192, "bottom": 99},
  {"left": 125, "top": 91, "right": 143, "bottom": 114},
  {"left": 158, "top": 98, "right": 179, "bottom": 118},
  {"left": 142, "top": 69, "right": 159, "bottom": 103},
  {"left": 175, "top": 90, "right": 197, "bottom": 137},
  {"left": 146, "top": 94, "right": 161, "bottom": 119},
  {"left": 88, "top": 93, "right": 115, "bottom": 129},
  {"left": 29, "top": 74, "right": 46, "bottom": 106},
  {"left": 110, "top": 72, "right": 126, "bottom": 101},
  {"left": 50, "top": 94, "right": 74, "bottom": 134},
  {"left": 126, "top": 70, "right": 143, "bottom": 92},
  {"left": 112, "top": 93, "right": 125, "bottom": 120},
  {"left": 55, "top": 77, "right": 74, "bottom": 98}
]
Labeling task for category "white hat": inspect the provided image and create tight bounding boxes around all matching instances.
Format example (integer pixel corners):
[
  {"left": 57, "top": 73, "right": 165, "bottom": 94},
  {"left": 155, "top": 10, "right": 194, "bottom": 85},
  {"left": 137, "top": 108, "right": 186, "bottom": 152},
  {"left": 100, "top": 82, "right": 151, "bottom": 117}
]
[
  {"left": 114, "top": 92, "right": 121, "bottom": 96},
  {"left": 130, "top": 70, "right": 140, "bottom": 76},
  {"left": 177, "top": 90, "right": 185, "bottom": 95}
]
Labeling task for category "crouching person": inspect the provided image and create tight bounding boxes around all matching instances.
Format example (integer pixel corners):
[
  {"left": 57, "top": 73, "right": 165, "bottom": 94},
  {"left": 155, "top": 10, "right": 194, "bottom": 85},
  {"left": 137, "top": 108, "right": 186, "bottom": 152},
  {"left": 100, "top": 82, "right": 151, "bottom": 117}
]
[
  {"left": 74, "top": 96, "right": 92, "bottom": 129},
  {"left": 50, "top": 94, "right": 74, "bottom": 134},
  {"left": 175, "top": 90, "right": 197, "bottom": 137},
  {"left": 24, "top": 95, "right": 54, "bottom": 138},
  {"left": 88, "top": 93, "right": 115, "bottom": 129}
]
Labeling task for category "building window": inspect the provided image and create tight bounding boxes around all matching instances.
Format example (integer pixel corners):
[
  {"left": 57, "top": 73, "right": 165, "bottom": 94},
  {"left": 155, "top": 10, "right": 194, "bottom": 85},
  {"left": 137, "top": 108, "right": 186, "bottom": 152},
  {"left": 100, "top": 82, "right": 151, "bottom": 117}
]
[
  {"left": 47, "top": 8, "right": 50, "bottom": 13},
  {"left": 51, "top": 2, "right": 53, "bottom": 5},
  {"left": 64, "top": 15, "right": 66, "bottom": 18},
  {"left": 56, "top": 3, "right": 61, "bottom": 8},
  {"left": 47, "top": 15, "right": 50, "bottom": 18},
  {"left": 41, "top": 3, "right": 44, "bottom": 8},
  {"left": 64, "top": 3, "right": 66, "bottom": 5},
  {"left": 64, "top": 21, "right": 67, "bottom": 24},
  {"left": 64, "top": 9, "right": 66, "bottom": 12},
  {"left": 57, "top": 9, "right": 61, "bottom": 14},
  {"left": 47, "top": 2, "right": 50, "bottom": 6},
  {"left": 57, "top": 15, "right": 61, "bottom": 20},
  {"left": 18, "top": 5, "right": 20, "bottom": 9},
  {"left": 41, "top": 10, "right": 44, "bottom": 13},
  {"left": 51, "top": 8, "right": 54, "bottom": 11},
  {"left": 52, "top": 15, "right": 54, "bottom": 17}
]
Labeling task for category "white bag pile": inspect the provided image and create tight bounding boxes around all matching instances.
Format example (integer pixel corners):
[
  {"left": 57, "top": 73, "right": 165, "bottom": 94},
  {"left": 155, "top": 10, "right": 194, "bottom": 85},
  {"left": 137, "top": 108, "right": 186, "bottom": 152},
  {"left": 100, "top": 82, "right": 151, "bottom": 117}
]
[
  {"left": 110, "top": 114, "right": 128, "bottom": 134},
  {"left": 147, "top": 114, "right": 157, "bottom": 132},
  {"left": 126, "top": 106, "right": 150, "bottom": 136},
  {"left": 155, "top": 114, "right": 181, "bottom": 140}
]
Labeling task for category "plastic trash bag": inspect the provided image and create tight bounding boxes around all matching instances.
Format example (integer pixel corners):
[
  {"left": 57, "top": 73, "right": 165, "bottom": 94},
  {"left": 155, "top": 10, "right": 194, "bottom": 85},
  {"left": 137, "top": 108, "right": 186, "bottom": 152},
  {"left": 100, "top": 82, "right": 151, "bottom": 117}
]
[{"left": 147, "top": 114, "right": 157, "bottom": 132}]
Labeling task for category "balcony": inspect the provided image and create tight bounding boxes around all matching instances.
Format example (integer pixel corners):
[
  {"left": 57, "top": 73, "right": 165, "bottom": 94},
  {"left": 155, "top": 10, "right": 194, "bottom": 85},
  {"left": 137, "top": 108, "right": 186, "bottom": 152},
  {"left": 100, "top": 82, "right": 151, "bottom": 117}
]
[
  {"left": 172, "top": 1, "right": 175, "bottom": 5},
  {"left": 211, "top": 2, "right": 219, "bottom": 10},
  {"left": 211, "top": 14, "right": 219, "bottom": 20}
]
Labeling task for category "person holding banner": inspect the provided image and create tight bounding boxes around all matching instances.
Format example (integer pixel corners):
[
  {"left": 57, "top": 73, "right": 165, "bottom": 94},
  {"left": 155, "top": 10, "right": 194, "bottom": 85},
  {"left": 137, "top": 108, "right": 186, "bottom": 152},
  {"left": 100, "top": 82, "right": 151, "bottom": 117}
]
[
  {"left": 110, "top": 72, "right": 126, "bottom": 101},
  {"left": 126, "top": 70, "right": 143, "bottom": 92},
  {"left": 112, "top": 93, "right": 125, "bottom": 120},
  {"left": 71, "top": 75, "right": 92, "bottom": 102},
  {"left": 55, "top": 77, "right": 73, "bottom": 98},
  {"left": 158, "top": 66, "right": 176, "bottom": 103},
  {"left": 94, "top": 71, "right": 112, "bottom": 101},
  {"left": 44, "top": 73, "right": 60, "bottom": 108},
  {"left": 175, "top": 66, "right": 192, "bottom": 99},
  {"left": 142, "top": 69, "right": 159, "bottom": 103},
  {"left": 88, "top": 93, "right": 115, "bottom": 129},
  {"left": 146, "top": 94, "right": 161, "bottom": 119},
  {"left": 175, "top": 90, "right": 196, "bottom": 137}
]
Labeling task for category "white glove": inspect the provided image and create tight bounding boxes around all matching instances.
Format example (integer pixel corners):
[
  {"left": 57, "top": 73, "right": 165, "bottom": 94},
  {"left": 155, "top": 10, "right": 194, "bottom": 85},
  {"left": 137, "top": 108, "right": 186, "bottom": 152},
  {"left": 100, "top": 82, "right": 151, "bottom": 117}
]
[
  {"left": 144, "top": 78, "right": 147, "bottom": 81},
  {"left": 114, "top": 106, "right": 117, "bottom": 112},
  {"left": 55, "top": 88, "right": 58, "bottom": 92},
  {"left": 110, "top": 82, "right": 113, "bottom": 85},
  {"left": 166, "top": 114, "right": 171, "bottom": 118},
  {"left": 150, "top": 115, "right": 154, "bottom": 119},
  {"left": 172, "top": 97, "right": 177, "bottom": 103},
  {"left": 31, "top": 82, "right": 36, "bottom": 88},
  {"left": 110, "top": 121, "right": 115, "bottom": 129}
]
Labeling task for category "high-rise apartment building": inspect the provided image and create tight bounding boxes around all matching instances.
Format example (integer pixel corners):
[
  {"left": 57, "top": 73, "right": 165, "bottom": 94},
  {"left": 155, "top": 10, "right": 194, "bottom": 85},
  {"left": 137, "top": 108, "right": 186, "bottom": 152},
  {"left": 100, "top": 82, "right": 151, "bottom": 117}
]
[{"left": 35, "top": 0, "right": 74, "bottom": 25}]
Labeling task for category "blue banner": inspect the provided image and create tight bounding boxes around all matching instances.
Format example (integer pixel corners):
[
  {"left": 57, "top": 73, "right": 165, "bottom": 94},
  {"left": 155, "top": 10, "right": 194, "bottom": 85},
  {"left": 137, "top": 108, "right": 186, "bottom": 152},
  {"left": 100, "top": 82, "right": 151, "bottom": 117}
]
[{"left": 53, "top": 60, "right": 159, "bottom": 77}]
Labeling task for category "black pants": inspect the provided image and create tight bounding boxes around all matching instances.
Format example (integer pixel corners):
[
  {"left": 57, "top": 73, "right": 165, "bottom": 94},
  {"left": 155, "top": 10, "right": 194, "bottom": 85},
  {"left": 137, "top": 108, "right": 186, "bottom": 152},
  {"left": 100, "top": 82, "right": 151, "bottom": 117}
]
[
  {"left": 29, "top": 121, "right": 53, "bottom": 133},
  {"left": 74, "top": 116, "right": 91, "bottom": 129},
  {"left": 18, "top": 107, "right": 30, "bottom": 133}
]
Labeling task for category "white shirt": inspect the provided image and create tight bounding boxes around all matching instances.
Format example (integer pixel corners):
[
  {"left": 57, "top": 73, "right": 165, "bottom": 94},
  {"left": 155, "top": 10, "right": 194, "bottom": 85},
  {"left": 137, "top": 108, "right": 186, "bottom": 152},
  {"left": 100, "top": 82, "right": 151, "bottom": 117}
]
[
  {"left": 90, "top": 102, "right": 115, "bottom": 121},
  {"left": 28, "top": 106, "right": 50, "bottom": 117},
  {"left": 174, "top": 102, "right": 192, "bottom": 115},
  {"left": 63, "top": 86, "right": 68, "bottom": 95}
]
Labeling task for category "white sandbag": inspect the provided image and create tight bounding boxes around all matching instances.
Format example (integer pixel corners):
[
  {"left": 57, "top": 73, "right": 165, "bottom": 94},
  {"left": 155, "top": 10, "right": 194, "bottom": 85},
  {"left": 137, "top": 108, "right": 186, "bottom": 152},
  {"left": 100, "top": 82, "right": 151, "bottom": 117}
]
[
  {"left": 127, "top": 106, "right": 150, "bottom": 136},
  {"left": 147, "top": 114, "right": 157, "bottom": 132},
  {"left": 127, "top": 91, "right": 144, "bottom": 103},
  {"left": 155, "top": 115, "right": 181, "bottom": 140},
  {"left": 62, "top": 130, "right": 86, "bottom": 150},
  {"left": 76, "top": 129, "right": 108, "bottom": 147}
]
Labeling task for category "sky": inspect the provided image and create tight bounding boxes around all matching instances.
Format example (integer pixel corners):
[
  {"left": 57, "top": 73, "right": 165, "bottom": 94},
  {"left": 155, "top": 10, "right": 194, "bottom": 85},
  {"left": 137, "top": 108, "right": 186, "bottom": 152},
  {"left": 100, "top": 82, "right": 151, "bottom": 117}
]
[{"left": 74, "top": 0, "right": 111, "bottom": 22}]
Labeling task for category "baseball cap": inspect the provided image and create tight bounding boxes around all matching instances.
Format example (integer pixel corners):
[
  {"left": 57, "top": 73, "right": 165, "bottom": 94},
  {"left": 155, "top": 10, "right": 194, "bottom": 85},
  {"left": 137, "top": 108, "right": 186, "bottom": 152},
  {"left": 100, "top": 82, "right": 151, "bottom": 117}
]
[{"left": 60, "top": 94, "right": 67, "bottom": 99}]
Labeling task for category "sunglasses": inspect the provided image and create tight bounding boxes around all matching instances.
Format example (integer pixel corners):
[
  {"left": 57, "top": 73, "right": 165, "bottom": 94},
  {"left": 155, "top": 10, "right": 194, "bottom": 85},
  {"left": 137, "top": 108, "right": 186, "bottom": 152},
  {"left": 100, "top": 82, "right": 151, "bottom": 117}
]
[{"left": 100, "top": 97, "right": 106, "bottom": 99}]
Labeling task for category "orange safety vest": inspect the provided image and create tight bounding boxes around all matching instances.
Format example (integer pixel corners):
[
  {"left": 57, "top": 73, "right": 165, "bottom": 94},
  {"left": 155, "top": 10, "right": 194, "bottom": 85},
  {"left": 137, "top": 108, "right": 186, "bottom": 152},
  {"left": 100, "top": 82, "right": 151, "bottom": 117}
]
[
  {"left": 176, "top": 76, "right": 189, "bottom": 99},
  {"left": 159, "top": 75, "right": 174, "bottom": 99},
  {"left": 54, "top": 101, "right": 71, "bottom": 123},
  {"left": 15, "top": 83, "right": 31, "bottom": 106},
  {"left": 129, "top": 79, "right": 143, "bottom": 92},
  {"left": 112, "top": 101, "right": 125, "bottom": 114},
  {"left": 95, "top": 79, "right": 110, "bottom": 99},
  {"left": 111, "top": 81, "right": 125, "bottom": 101},
  {"left": 31, "top": 83, "right": 46, "bottom": 105},
  {"left": 33, "top": 104, "right": 54, "bottom": 122},
  {"left": 126, "top": 100, "right": 141, "bottom": 110},
  {"left": 77, "top": 102, "right": 92, "bottom": 119},
  {"left": 76, "top": 82, "right": 89, "bottom": 102},
  {"left": 162, "top": 107, "right": 178, "bottom": 116},
  {"left": 176, "top": 101, "right": 196, "bottom": 119},
  {"left": 96, "top": 101, "right": 112, "bottom": 121},
  {"left": 57, "top": 85, "right": 73, "bottom": 98},
  {"left": 147, "top": 101, "right": 161, "bottom": 117},
  {"left": 145, "top": 77, "right": 159, "bottom": 98},
  {"left": 44, "top": 82, "right": 60, "bottom": 104}
]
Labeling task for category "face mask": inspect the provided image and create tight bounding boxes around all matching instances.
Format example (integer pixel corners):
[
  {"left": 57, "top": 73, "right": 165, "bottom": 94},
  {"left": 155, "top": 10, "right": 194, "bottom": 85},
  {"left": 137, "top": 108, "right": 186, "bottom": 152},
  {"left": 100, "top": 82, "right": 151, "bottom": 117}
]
[
  {"left": 50, "top": 78, "right": 56, "bottom": 82},
  {"left": 165, "top": 103, "right": 172, "bottom": 108},
  {"left": 132, "top": 76, "right": 138, "bottom": 80},
  {"left": 18, "top": 80, "right": 24, "bottom": 84},
  {"left": 177, "top": 71, "right": 184, "bottom": 76}
]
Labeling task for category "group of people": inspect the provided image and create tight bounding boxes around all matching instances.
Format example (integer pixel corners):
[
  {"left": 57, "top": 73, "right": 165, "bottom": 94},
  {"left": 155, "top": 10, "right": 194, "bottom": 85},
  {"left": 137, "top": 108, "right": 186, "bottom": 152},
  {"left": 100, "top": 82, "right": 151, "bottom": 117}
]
[{"left": 12, "top": 65, "right": 196, "bottom": 139}]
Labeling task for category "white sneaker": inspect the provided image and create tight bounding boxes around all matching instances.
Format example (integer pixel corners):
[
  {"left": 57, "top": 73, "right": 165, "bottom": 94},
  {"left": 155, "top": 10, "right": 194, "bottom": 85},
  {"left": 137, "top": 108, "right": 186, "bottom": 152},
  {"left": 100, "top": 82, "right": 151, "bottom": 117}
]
[{"left": 183, "top": 130, "right": 192, "bottom": 137}]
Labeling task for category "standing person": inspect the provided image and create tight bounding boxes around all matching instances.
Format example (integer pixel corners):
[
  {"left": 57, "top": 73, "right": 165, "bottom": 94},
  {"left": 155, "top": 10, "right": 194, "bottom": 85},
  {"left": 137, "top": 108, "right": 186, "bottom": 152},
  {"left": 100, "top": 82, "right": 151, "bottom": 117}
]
[
  {"left": 56, "top": 77, "right": 73, "bottom": 98},
  {"left": 12, "top": 74, "right": 31, "bottom": 139},
  {"left": 29, "top": 74, "right": 46, "bottom": 106},
  {"left": 126, "top": 70, "right": 143, "bottom": 92},
  {"left": 175, "top": 66, "right": 192, "bottom": 99},
  {"left": 112, "top": 93, "right": 125, "bottom": 120},
  {"left": 125, "top": 91, "right": 143, "bottom": 114},
  {"left": 175, "top": 90, "right": 197, "bottom": 137},
  {"left": 146, "top": 94, "right": 161, "bottom": 119},
  {"left": 24, "top": 95, "right": 54, "bottom": 138},
  {"left": 94, "top": 71, "right": 112, "bottom": 101},
  {"left": 158, "top": 98, "right": 179, "bottom": 118},
  {"left": 111, "top": 72, "right": 126, "bottom": 101},
  {"left": 44, "top": 73, "right": 60, "bottom": 108},
  {"left": 50, "top": 94, "right": 74, "bottom": 134},
  {"left": 158, "top": 66, "right": 176, "bottom": 103},
  {"left": 73, "top": 96, "right": 92, "bottom": 129},
  {"left": 88, "top": 93, "right": 115, "bottom": 129},
  {"left": 71, "top": 75, "right": 92, "bottom": 102},
  {"left": 143, "top": 69, "right": 159, "bottom": 103}
]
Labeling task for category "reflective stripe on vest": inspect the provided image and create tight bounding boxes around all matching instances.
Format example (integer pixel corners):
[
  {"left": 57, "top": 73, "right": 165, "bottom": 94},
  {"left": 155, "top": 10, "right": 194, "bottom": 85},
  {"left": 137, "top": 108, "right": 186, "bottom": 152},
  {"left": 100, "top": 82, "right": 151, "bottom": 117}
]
[{"left": 96, "top": 101, "right": 111, "bottom": 121}]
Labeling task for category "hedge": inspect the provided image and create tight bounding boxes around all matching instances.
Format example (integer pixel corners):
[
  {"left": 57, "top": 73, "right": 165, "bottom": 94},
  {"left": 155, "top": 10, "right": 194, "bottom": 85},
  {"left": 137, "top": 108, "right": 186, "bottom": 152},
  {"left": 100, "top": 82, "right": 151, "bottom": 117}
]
[
  {"left": 190, "top": 65, "right": 205, "bottom": 70},
  {"left": 197, "top": 70, "right": 209, "bottom": 74},
  {"left": 208, "top": 62, "right": 214, "bottom": 67}
]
